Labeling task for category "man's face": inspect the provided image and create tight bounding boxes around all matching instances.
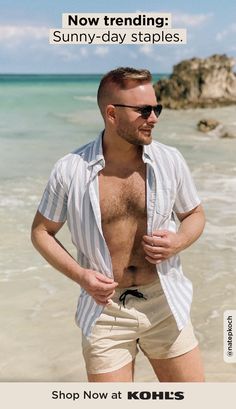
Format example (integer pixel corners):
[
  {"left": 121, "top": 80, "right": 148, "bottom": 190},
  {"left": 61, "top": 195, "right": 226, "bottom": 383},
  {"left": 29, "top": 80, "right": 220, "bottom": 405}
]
[{"left": 111, "top": 81, "right": 159, "bottom": 146}]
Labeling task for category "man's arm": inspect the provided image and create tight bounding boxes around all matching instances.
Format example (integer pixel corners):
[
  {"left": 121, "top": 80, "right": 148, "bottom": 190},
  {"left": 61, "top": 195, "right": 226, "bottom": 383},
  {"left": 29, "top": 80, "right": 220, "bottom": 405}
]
[
  {"left": 31, "top": 211, "right": 118, "bottom": 304},
  {"left": 142, "top": 204, "right": 205, "bottom": 264}
]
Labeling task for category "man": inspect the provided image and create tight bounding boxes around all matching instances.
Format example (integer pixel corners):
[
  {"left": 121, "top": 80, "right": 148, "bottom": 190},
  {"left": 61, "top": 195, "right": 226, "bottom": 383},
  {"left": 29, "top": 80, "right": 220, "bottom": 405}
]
[{"left": 31, "top": 67, "right": 205, "bottom": 382}]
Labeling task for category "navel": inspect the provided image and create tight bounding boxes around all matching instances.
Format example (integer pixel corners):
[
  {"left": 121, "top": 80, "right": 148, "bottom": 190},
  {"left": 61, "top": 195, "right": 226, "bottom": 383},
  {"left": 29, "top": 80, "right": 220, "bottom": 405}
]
[{"left": 127, "top": 265, "right": 137, "bottom": 272}]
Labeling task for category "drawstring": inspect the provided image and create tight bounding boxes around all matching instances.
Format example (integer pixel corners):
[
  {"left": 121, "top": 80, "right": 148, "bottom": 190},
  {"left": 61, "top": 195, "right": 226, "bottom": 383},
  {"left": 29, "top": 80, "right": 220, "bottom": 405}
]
[{"left": 119, "top": 289, "right": 147, "bottom": 307}]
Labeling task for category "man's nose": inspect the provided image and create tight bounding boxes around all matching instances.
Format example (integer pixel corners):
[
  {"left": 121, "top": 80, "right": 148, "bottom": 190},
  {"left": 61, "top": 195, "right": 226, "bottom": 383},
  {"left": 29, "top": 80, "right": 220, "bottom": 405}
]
[{"left": 147, "top": 109, "right": 158, "bottom": 123}]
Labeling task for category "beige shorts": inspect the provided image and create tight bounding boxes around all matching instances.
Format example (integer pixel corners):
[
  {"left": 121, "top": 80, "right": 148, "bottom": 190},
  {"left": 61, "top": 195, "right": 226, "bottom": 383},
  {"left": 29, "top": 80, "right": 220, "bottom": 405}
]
[{"left": 82, "top": 277, "right": 198, "bottom": 374}]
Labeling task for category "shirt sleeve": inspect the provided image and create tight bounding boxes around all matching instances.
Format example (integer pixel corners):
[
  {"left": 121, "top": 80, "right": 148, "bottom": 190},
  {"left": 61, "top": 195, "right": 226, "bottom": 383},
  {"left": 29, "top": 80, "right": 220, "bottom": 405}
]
[
  {"left": 173, "top": 149, "right": 201, "bottom": 214},
  {"left": 38, "top": 159, "right": 68, "bottom": 222}
]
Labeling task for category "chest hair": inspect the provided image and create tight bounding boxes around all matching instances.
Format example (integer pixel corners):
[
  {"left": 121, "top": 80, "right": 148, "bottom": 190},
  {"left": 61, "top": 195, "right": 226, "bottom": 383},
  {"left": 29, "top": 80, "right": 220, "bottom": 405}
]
[{"left": 99, "top": 167, "right": 146, "bottom": 224}]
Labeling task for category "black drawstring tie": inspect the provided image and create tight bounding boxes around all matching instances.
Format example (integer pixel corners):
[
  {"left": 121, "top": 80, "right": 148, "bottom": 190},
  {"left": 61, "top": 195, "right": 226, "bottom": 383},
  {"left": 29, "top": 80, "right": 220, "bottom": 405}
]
[{"left": 119, "top": 289, "right": 147, "bottom": 307}]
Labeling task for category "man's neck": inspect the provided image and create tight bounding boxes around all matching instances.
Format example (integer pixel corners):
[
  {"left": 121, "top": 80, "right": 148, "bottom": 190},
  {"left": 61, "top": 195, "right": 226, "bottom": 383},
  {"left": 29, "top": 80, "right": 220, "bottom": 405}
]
[{"left": 102, "top": 130, "right": 143, "bottom": 166}]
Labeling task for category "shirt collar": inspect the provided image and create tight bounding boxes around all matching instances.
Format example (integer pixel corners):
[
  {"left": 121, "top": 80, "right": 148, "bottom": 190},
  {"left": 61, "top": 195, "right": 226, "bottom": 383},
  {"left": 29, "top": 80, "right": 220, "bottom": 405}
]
[
  {"left": 88, "top": 130, "right": 154, "bottom": 168},
  {"left": 142, "top": 143, "right": 154, "bottom": 163},
  {"left": 88, "top": 131, "right": 105, "bottom": 168}
]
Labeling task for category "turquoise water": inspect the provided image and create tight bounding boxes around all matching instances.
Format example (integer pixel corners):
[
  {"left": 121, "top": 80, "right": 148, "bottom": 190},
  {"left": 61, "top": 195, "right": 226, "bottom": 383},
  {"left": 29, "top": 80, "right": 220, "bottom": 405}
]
[
  {"left": 0, "top": 75, "right": 236, "bottom": 381},
  {"left": 0, "top": 73, "right": 167, "bottom": 178}
]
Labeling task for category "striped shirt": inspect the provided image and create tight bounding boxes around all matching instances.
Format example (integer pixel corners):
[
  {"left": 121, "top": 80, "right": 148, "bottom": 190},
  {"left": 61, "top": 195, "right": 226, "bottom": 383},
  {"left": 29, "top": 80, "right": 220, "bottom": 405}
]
[{"left": 38, "top": 131, "right": 201, "bottom": 338}]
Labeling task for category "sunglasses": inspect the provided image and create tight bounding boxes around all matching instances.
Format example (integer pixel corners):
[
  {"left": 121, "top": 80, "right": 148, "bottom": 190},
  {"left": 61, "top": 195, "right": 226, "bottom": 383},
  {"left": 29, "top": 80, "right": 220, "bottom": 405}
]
[{"left": 112, "top": 104, "right": 162, "bottom": 119}]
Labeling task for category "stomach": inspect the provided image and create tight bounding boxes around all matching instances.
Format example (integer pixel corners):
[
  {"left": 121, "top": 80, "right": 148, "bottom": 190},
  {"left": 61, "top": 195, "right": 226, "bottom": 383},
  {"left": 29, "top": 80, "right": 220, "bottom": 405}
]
[{"left": 102, "top": 217, "right": 157, "bottom": 287}]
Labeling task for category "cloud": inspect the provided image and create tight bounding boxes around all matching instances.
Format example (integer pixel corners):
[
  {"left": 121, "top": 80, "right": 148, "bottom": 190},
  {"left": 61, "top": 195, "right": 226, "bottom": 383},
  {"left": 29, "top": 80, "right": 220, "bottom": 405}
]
[
  {"left": 0, "top": 25, "right": 48, "bottom": 44},
  {"left": 50, "top": 47, "right": 89, "bottom": 62},
  {"left": 0, "top": 24, "right": 91, "bottom": 63},
  {"left": 216, "top": 23, "right": 236, "bottom": 41},
  {"left": 135, "top": 10, "right": 213, "bottom": 28},
  {"left": 173, "top": 13, "right": 213, "bottom": 27},
  {"left": 80, "top": 47, "right": 89, "bottom": 57},
  {"left": 94, "top": 46, "right": 109, "bottom": 56},
  {"left": 174, "top": 46, "right": 197, "bottom": 61},
  {"left": 139, "top": 44, "right": 153, "bottom": 56},
  {"left": 138, "top": 45, "right": 166, "bottom": 63}
]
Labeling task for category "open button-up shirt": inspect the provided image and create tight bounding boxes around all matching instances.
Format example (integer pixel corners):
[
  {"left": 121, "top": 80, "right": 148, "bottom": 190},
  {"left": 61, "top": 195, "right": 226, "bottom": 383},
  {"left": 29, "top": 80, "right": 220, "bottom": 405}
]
[{"left": 38, "top": 131, "right": 201, "bottom": 337}]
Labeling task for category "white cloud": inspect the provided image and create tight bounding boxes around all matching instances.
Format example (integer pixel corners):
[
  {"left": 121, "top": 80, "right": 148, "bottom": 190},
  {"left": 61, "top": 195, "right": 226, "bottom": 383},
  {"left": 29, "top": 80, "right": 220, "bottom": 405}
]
[
  {"left": 51, "top": 48, "right": 80, "bottom": 61},
  {"left": 94, "top": 46, "right": 109, "bottom": 56},
  {"left": 138, "top": 46, "right": 166, "bottom": 63},
  {"left": 0, "top": 24, "right": 92, "bottom": 63},
  {"left": 174, "top": 47, "right": 197, "bottom": 61},
  {"left": 139, "top": 44, "right": 153, "bottom": 56},
  {"left": 139, "top": 45, "right": 164, "bottom": 60},
  {"left": 48, "top": 45, "right": 91, "bottom": 62},
  {"left": 134, "top": 10, "right": 213, "bottom": 28},
  {"left": 173, "top": 13, "right": 213, "bottom": 27},
  {"left": 80, "top": 47, "right": 89, "bottom": 57},
  {"left": 216, "top": 23, "right": 236, "bottom": 41},
  {"left": 0, "top": 25, "right": 48, "bottom": 44}
]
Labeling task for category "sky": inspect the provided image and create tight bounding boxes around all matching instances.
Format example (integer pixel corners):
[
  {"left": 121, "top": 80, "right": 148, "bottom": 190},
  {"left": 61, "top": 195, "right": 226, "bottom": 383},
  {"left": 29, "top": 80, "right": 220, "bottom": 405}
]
[{"left": 0, "top": 0, "right": 236, "bottom": 74}]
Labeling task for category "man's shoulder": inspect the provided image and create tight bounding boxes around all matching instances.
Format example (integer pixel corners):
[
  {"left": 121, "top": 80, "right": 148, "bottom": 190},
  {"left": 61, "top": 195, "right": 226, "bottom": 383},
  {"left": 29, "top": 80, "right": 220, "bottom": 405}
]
[
  {"left": 149, "top": 139, "right": 180, "bottom": 160},
  {"left": 50, "top": 137, "right": 99, "bottom": 186},
  {"left": 55, "top": 137, "right": 98, "bottom": 168},
  {"left": 72, "top": 138, "right": 97, "bottom": 158},
  {"left": 147, "top": 140, "right": 188, "bottom": 178}
]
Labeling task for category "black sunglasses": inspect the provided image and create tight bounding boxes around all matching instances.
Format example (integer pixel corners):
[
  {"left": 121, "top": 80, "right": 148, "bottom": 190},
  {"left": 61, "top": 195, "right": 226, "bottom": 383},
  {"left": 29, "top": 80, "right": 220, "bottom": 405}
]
[{"left": 112, "top": 104, "right": 162, "bottom": 119}]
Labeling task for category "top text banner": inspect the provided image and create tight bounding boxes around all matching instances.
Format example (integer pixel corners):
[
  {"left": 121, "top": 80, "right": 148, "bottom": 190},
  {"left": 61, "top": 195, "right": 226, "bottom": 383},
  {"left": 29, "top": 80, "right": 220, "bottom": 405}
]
[{"left": 62, "top": 13, "right": 172, "bottom": 29}]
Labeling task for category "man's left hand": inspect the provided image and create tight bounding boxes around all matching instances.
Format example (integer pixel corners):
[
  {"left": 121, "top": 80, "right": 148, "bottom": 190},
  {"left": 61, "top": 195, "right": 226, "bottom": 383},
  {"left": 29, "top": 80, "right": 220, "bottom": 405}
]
[{"left": 142, "top": 230, "right": 182, "bottom": 264}]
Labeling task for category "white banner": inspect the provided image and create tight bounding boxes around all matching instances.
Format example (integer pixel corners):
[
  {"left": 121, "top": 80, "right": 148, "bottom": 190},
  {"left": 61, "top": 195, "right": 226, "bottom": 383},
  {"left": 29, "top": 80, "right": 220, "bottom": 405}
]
[{"left": 1, "top": 383, "right": 236, "bottom": 409}]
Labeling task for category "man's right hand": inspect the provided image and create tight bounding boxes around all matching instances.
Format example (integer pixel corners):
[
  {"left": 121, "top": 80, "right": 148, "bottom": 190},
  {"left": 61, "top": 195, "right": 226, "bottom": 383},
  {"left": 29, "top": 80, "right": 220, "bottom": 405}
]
[{"left": 79, "top": 269, "right": 118, "bottom": 306}]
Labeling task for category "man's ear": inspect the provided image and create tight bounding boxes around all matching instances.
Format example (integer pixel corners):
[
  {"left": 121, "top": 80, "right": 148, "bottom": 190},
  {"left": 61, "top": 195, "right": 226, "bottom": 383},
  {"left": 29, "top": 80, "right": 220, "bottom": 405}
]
[{"left": 106, "top": 105, "right": 116, "bottom": 123}]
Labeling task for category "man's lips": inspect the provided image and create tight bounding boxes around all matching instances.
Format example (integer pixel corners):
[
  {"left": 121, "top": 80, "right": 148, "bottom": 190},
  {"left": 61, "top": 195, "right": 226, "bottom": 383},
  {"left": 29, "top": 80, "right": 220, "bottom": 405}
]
[
  {"left": 139, "top": 125, "right": 154, "bottom": 131},
  {"left": 139, "top": 127, "right": 154, "bottom": 134}
]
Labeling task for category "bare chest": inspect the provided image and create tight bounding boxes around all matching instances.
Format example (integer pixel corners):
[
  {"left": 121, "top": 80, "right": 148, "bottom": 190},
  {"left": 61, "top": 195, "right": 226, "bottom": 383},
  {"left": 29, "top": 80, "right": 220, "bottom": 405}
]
[{"left": 98, "top": 166, "right": 146, "bottom": 224}]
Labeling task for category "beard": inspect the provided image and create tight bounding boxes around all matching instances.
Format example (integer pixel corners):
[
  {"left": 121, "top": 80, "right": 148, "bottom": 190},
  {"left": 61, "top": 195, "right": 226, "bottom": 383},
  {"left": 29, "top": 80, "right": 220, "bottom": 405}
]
[{"left": 116, "top": 122, "right": 153, "bottom": 146}]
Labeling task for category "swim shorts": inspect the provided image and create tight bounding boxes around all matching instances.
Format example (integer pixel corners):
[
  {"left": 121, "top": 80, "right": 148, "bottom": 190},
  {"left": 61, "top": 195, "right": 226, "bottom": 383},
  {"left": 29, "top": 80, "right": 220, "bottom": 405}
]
[{"left": 82, "top": 277, "right": 198, "bottom": 374}]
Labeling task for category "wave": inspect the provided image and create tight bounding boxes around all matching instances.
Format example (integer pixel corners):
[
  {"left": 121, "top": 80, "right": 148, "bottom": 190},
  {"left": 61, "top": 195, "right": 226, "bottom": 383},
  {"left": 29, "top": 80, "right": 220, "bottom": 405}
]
[{"left": 73, "top": 95, "right": 96, "bottom": 102}]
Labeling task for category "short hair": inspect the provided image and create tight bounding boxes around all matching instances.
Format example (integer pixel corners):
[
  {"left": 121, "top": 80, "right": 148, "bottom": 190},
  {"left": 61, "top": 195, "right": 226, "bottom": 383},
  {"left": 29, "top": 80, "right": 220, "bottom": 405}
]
[{"left": 97, "top": 67, "right": 152, "bottom": 115}]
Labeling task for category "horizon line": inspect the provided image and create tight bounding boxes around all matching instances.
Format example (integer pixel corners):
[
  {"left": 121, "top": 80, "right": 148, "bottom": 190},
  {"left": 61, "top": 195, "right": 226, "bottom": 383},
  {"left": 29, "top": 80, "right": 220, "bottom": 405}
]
[{"left": 0, "top": 72, "right": 170, "bottom": 75}]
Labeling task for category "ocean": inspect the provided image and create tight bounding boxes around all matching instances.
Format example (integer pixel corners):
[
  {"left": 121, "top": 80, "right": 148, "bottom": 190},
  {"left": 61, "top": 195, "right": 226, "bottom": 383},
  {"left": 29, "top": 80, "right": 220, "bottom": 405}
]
[{"left": 0, "top": 74, "right": 236, "bottom": 381}]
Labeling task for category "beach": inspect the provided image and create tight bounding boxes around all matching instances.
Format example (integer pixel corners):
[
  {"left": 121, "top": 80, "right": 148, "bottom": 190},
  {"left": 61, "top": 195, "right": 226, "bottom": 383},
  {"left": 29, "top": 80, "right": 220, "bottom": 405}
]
[{"left": 0, "top": 75, "right": 236, "bottom": 381}]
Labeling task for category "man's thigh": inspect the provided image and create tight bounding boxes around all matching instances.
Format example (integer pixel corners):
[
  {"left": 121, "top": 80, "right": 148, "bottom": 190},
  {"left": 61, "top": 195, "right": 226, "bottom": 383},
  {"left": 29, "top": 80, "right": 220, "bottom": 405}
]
[{"left": 149, "top": 345, "right": 205, "bottom": 382}]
